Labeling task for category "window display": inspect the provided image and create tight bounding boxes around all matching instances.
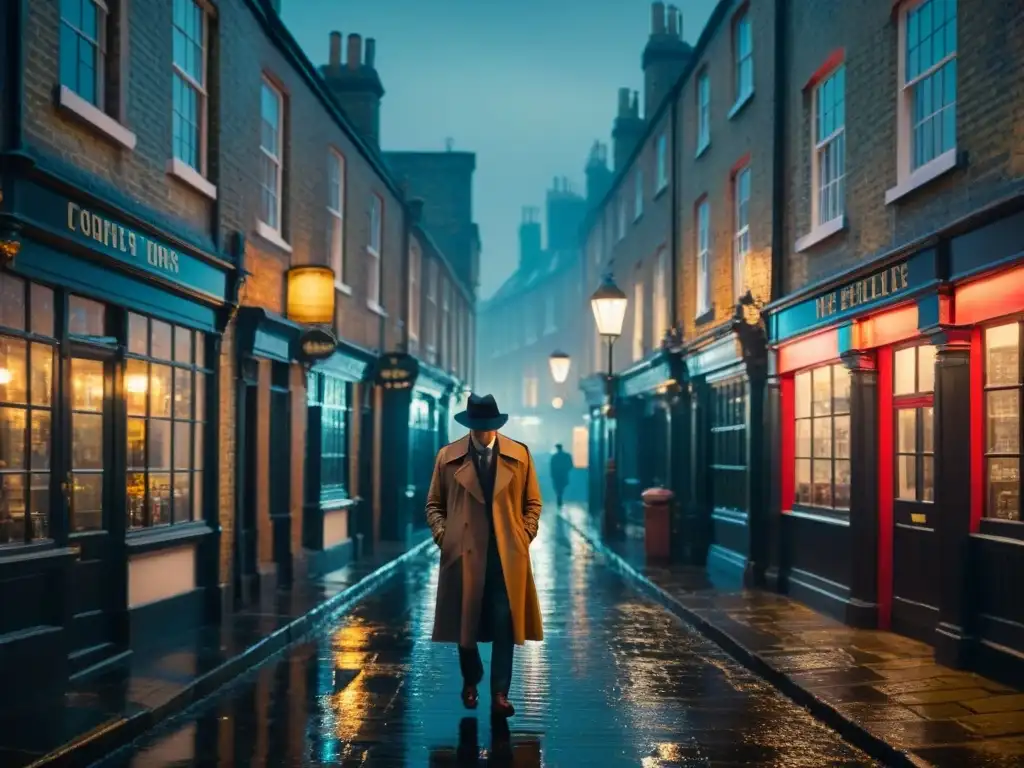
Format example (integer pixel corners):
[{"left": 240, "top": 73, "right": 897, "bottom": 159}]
[
  {"left": 985, "top": 323, "right": 1021, "bottom": 521},
  {"left": 711, "top": 378, "right": 748, "bottom": 512},
  {"left": 794, "top": 363, "right": 851, "bottom": 510}
]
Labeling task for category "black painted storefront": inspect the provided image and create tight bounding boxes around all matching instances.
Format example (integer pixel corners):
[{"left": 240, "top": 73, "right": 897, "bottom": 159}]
[
  {"left": 0, "top": 157, "right": 234, "bottom": 694},
  {"left": 764, "top": 193, "right": 1024, "bottom": 685},
  {"left": 377, "top": 353, "right": 456, "bottom": 545}
]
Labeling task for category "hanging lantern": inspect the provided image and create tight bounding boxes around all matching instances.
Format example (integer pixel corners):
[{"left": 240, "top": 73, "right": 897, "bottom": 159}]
[
  {"left": 287, "top": 265, "right": 336, "bottom": 325},
  {"left": 590, "top": 273, "right": 628, "bottom": 338},
  {"left": 548, "top": 350, "right": 571, "bottom": 384}
]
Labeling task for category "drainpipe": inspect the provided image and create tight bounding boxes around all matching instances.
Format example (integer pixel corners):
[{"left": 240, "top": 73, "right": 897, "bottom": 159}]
[
  {"left": 669, "top": 97, "right": 680, "bottom": 329},
  {"left": 770, "top": 0, "right": 788, "bottom": 301}
]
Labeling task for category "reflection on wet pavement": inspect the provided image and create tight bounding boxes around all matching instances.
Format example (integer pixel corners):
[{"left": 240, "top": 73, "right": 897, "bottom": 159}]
[{"left": 98, "top": 517, "right": 876, "bottom": 766}]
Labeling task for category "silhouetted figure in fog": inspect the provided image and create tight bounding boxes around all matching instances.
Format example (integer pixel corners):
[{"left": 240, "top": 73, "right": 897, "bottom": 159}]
[{"left": 549, "top": 444, "right": 573, "bottom": 508}]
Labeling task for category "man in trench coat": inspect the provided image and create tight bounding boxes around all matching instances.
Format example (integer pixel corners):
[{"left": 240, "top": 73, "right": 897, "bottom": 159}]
[{"left": 425, "top": 393, "right": 544, "bottom": 718}]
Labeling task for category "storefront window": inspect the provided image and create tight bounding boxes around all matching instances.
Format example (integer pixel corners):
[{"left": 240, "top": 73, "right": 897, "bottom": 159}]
[
  {"left": 894, "top": 344, "right": 935, "bottom": 502},
  {"left": 711, "top": 378, "right": 747, "bottom": 512},
  {"left": 309, "top": 373, "right": 350, "bottom": 501},
  {"left": 985, "top": 323, "right": 1021, "bottom": 521},
  {"left": 794, "top": 363, "right": 851, "bottom": 510},
  {"left": 0, "top": 275, "right": 56, "bottom": 545},
  {"left": 126, "top": 313, "right": 208, "bottom": 528}
]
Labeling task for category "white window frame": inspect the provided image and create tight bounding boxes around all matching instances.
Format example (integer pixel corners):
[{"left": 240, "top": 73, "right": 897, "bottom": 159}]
[
  {"left": 697, "top": 70, "right": 711, "bottom": 153},
  {"left": 733, "top": 165, "right": 751, "bottom": 301},
  {"left": 656, "top": 134, "right": 669, "bottom": 191},
  {"left": 634, "top": 169, "right": 644, "bottom": 221},
  {"left": 407, "top": 243, "right": 421, "bottom": 346},
  {"left": 696, "top": 199, "right": 711, "bottom": 317},
  {"left": 328, "top": 149, "right": 347, "bottom": 290},
  {"left": 810, "top": 65, "right": 847, "bottom": 234},
  {"left": 733, "top": 11, "right": 753, "bottom": 105},
  {"left": 367, "top": 194, "right": 384, "bottom": 310},
  {"left": 632, "top": 278, "right": 645, "bottom": 362},
  {"left": 886, "top": 0, "right": 958, "bottom": 204},
  {"left": 61, "top": 0, "right": 108, "bottom": 109},
  {"left": 170, "top": 0, "right": 209, "bottom": 176},
  {"left": 653, "top": 248, "right": 669, "bottom": 345},
  {"left": 258, "top": 77, "right": 285, "bottom": 240}
]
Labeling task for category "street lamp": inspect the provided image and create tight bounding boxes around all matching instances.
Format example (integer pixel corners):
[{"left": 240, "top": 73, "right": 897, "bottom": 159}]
[
  {"left": 548, "top": 350, "right": 571, "bottom": 384},
  {"left": 590, "top": 273, "right": 627, "bottom": 538}
]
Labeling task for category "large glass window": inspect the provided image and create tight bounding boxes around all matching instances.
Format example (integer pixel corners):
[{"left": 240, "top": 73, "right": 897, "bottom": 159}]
[
  {"left": 259, "top": 78, "right": 284, "bottom": 232},
  {"left": 126, "top": 314, "right": 208, "bottom": 528},
  {"left": 733, "top": 10, "right": 753, "bottom": 101},
  {"left": 814, "top": 65, "right": 846, "bottom": 227},
  {"left": 903, "top": 0, "right": 957, "bottom": 171},
  {"left": 985, "top": 323, "right": 1021, "bottom": 521},
  {"left": 309, "top": 373, "right": 349, "bottom": 502},
  {"left": 794, "top": 363, "right": 851, "bottom": 510},
  {"left": 711, "top": 378, "right": 747, "bottom": 512},
  {"left": 894, "top": 344, "right": 935, "bottom": 502},
  {"left": 696, "top": 198, "right": 710, "bottom": 317},
  {"left": 60, "top": 0, "right": 108, "bottom": 107},
  {"left": 0, "top": 276, "right": 56, "bottom": 545},
  {"left": 172, "top": 0, "right": 208, "bottom": 173}
]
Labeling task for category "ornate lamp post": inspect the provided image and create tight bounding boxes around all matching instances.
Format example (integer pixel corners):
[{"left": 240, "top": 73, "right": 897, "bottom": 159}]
[
  {"left": 548, "top": 350, "right": 571, "bottom": 384},
  {"left": 589, "top": 273, "right": 628, "bottom": 538}
]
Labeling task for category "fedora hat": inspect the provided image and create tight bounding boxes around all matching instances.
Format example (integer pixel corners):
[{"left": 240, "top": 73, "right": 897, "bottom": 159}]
[{"left": 454, "top": 393, "right": 508, "bottom": 431}]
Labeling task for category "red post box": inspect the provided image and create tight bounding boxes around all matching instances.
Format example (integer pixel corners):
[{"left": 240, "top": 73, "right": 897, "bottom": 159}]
[{"left": 641, "top": 487, "right": 674, "bottom": 561}]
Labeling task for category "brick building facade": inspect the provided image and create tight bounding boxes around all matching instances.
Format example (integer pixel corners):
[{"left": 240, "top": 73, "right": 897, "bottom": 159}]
[{"left": 0, "top": 0, "right": 476, "bottom": 695}]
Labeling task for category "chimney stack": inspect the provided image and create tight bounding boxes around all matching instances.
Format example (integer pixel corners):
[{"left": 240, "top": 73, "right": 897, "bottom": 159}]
[
  {"left": 651, "top": 1, "right": 666, "bottom": 33},
  {"left": 346, "top": 34, "right": 362, "bottom": 69},
  {"left": 617, "top": 87, "right": 630, "bottom": 117},
  {"left": 329, "top": 31, "right": 342, "bottom": 68},
  {"left": 365, "top": 38, "right": 376, "bottom": 67}
]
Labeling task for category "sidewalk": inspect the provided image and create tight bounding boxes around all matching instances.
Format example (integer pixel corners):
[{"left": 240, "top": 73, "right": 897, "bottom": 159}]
[
  {"left": 0, "top": 534, "right": 431, "bottom": 768},
  {"left": 560, "top": 504, "right": 1024, "bottom": 768}
]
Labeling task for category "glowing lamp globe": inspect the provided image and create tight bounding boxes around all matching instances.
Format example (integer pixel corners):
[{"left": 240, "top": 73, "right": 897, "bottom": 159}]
[
  {"left": 590, "top": 274, "right": 628, "bottom": 338},
  {"left": 287, "top": 265, "right": 336, "bottom": 326},
  {"left": 552, "top": 397, "right": 564, "bottom": 409},
  {"left": 548, "top": 351, "right": 571, "bottom": 384}
]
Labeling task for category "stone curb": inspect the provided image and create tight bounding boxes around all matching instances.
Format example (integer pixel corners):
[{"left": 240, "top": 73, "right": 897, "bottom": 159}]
[
  {"left": 30, "top": 538, "right": 434, "bottom": 768},
  {"left": 558, "top": 513, "right": 932, "bottom": 768}
]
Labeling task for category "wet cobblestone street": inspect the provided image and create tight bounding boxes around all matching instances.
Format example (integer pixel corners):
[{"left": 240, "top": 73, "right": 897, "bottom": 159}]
[{"left": 99, "top": 517, "right": 877, "bottom": 767}]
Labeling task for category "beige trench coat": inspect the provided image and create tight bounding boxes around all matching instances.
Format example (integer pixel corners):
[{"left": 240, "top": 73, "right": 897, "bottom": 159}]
[{"left": 425, "top": 434, "right": 544, "bottom": 646}]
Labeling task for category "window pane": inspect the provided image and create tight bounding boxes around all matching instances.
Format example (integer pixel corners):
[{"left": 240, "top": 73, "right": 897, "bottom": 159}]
[
  {"left": 128, "top": 313, "right": 148, "bottom": 356},
  {"left": 194, "top": 422, "right": 204, "bottom": 470},
  {"left": 894, "top": 347, "right": 917, "bottom": 395},
  {"left": 922, "top": 457, "right": 934, "bottom": 502},
  {"left": 195, "top": 333, "right": 206, "bottom": 369},
  {"left": 30, "top": 344, "right": 54, "bottom": 407},
  {"left": 0, "top": 474, "right": 25, "bottom": 544},
  {"left": 0, "top": 407, "right": 27, "bottom": 469},
  {"left": 174, "top": 326, "right": 193, "bottom": 364},
  {"left": 72, "top": 473, "right": 103, "bottom": 532},
  {"left": 127, "top": 418, "right": 146, "bottom": 469},
  {"left": 30, "top": 411, "right": 50, "bottom": 471},
  {"left": 150, "top": 365, "right": 173, "bottom": 418},
  {"left": 922, "top": 406, "right": 934, "bottom": 454},
  {"left": 811, "top": 367, "right": 832, "bottom": 416},
  {"left": 174, "top": 421, "right": 191, "bottom": 470},
  {"left": 833, "top": 366, "right": 851, "bottom": 414},
  {"left": 174, "top": 368, "right": 192, "bottom": 419},
  {"left": 812, "top": 460, "right": 833, "bottom": 507},
  {"left": 813, "top": 418, "right": 832, "bottom": 458},
  {"left": 172, "top": 473, "right": 190, "bottom": 524},
  {"left": 68, "top": 296, "right": 105, "bottom": 336},
  {"left": 71, "top": 358, "right": 104, "bottom": 412},
  {"left": 0, "top": 339, "right": 28, "bottom": 404},
  {"left": 151, "top": 321, "right": 173, "bottom": 361},
  {"left": 835, "top": 460, "right": 851, "bottom": 509},
  {"left": 987, "top": 457, "right": 1019, "bottom": 521},
  {"left": 987, "top": 390, "right": 1019, "bottom": 454},
  {"left": 149, "top": 473, "right": 172, "bottom": 526},
  {"left": 30, "top": 284, "right": 55, "bottom": 337},
  {"left": 794, "top": 374, "right": 811, "bottom": 421},
  {"left": 917, "top": 345, "right": 936, "bottom": 392},
  {"left": 149, "top": 419, "right": 171, "bottom": 470},
  {"left": 897, "top": 409, "right": 918, "bottom": 453},
  {"left": 0, "top": 274, "right": 25, "bottom": 330},
  {"left": 986, "top": 324, "right": 1019, "bottom": 386},
  {"left": 834, "top": 415, "right": 850, "bottom": 459},
  {"left": 897, "top": 455, "right": 917, "bottom": 500},
  {"left": 127, "top": 472, "right": 146, "bottom": 528},
  {"left": 126, "top": 359, "right": 148, "bottom": 416},
  {"left": 192, "top": 470, "right": 203, "bottom": 521}
]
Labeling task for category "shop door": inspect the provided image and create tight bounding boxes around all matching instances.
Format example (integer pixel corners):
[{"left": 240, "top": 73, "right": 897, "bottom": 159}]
[
  {"left": 268, "top": 376, "right": 292, "bottom": 586},
  {"left": 890, "top": 344, "right": 940, "bottom": 642},
  {"left": 65, "top": 348, "right": 124, "bottom": 673}
]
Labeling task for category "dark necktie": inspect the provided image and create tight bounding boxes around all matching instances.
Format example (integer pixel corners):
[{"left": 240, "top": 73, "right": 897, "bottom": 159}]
[{"left": 478, "top": 445, "right": 491, "bottom": 476}]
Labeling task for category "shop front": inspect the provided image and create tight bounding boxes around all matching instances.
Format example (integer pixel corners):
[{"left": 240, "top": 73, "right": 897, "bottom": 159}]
[
  {"left": 377, "top": 353, "right": 457, "bottom": 545},
  {"left": 766, "top": 194, "right": 1024, "bottom": 680},
  {"left": 0, "top": 165, "right": 233, "bottom": 693},
  {"left": 683, "top": 312, "right": 767, "bottom": 582},
  {"left": 580, "top": 375, "right": 608, "bottom": 520}
]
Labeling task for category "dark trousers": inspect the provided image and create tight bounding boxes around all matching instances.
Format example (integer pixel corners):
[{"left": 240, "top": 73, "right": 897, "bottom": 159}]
[
  {"left": 458, "top": 535, "right": 514, "bottom": 695},
  {"left": 554, "top": 483, "right": 567, "bottom": 507}
]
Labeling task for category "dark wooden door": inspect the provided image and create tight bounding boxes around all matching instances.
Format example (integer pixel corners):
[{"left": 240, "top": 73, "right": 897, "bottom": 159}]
[
  {"left": 268, "top": 381, "right": 292, "bottom": 585},
  {"left": 236, "top": 378, "right": 259, "bottom": 603},
  {"left": 891, "top": 393, "right": 940, "bottom": 642},
  {"left": 64, "top": 345, "right": 124, "bottom": 674}
]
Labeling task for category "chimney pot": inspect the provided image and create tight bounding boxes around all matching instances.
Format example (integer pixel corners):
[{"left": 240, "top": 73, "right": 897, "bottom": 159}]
[
  {"left": 364, "top": 38, "right": 376, "bottom": 67},
  {"left": 651, "top": 1, "right": 666, "bottom": 34},
  {"left": 668, "top": 5, "right": 680, "bottom": 37},
  {"left": 329, "top": 31, "right": 342, "bottom": 67},
  {"left": 346, "top": 33, "right": 362, "bottom": 70},
  {"left": 617, "top": 87, "right": 630, "bottom": 116}
]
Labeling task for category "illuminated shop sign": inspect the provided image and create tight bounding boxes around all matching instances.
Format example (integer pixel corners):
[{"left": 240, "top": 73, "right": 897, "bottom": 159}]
[
  {"left": 374, "top": 353, "right": 420, "bottom": 390},
  {"left": 296, "top": 327, "right": 338, "bottom": 363}
]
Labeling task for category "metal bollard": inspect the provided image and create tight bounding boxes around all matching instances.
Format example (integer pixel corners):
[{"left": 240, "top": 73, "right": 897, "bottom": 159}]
[{"left": 641, "top": 487, "right": 674, "bottom": 561}]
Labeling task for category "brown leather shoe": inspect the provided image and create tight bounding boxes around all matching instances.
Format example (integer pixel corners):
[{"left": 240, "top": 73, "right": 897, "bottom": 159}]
[
  {"left": 491, "top": 692, "right": 515, "bottom": 718},
  {"left": 461, "top": 684, "right": 479, "bottom": 709}
]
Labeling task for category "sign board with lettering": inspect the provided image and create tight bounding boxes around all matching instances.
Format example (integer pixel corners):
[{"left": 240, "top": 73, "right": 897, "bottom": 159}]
[
  {"left": 295, "top": 327, "right": 338, "bottom": 364},
  {"left": 374, "top": 353, "right": 420, "bottom": 391},
  {"left": 17, "top": 182, "right": 229, "bottom": 302},
  {"left": 769, "top": 248, "right": 938, "bottom": 343}
]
